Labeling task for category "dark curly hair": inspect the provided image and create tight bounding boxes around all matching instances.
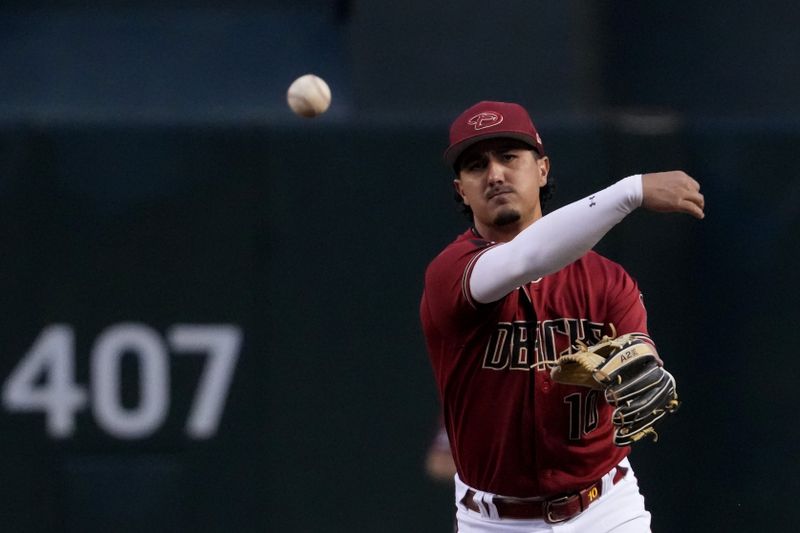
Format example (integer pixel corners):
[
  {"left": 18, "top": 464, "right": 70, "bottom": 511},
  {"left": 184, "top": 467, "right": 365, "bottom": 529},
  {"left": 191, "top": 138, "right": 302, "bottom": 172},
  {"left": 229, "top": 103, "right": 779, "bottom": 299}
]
[{"left": 452, "top": 152, "right": 555, "bottom": 222}]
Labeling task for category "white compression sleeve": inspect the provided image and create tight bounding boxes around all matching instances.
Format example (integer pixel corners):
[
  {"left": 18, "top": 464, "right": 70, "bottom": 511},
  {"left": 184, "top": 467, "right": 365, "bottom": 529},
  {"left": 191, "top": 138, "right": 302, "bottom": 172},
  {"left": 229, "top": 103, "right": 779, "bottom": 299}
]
[{"left": 469, "top": 174, "right": 643, "bottom": 304}]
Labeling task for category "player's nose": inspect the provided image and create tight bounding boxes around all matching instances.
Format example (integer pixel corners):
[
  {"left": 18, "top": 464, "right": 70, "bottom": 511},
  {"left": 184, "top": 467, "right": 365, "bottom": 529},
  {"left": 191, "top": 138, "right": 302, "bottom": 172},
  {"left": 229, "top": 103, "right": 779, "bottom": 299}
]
[{"left": 486, "top": 159, "right": 506, "bottom": 184}]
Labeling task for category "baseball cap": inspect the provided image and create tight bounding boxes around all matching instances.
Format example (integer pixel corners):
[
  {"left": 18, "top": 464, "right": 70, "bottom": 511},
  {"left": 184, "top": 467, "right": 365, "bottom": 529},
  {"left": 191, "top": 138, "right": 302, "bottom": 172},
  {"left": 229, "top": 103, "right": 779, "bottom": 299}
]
[{"left": 444, "top": 101, "right": 545, "bottom": 168}]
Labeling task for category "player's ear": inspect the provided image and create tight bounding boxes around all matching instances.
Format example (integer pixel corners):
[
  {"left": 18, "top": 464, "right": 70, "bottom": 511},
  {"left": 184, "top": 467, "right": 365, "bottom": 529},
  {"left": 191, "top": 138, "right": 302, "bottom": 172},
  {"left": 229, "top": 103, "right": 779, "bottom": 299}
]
[
  {"left": 537, "top": 155, "right": 550, "bottom": 187},
  {"left": 453, "top": 179, "right": 469, "bottom": 206}
]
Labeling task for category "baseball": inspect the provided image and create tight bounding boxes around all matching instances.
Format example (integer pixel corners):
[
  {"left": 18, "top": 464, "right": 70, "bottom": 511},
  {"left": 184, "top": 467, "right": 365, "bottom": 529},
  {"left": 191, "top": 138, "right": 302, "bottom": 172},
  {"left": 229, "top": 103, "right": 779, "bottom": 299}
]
[{"left": 287, "top": 74, "right": 331, "bottom": 118}]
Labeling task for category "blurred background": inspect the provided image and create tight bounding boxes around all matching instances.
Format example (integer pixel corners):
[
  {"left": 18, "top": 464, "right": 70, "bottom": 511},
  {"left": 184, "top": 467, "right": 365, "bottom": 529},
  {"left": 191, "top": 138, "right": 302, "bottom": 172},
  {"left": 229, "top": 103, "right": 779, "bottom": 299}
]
[{"left": 0, "top": 1, "right": 798, "bottom": 532}]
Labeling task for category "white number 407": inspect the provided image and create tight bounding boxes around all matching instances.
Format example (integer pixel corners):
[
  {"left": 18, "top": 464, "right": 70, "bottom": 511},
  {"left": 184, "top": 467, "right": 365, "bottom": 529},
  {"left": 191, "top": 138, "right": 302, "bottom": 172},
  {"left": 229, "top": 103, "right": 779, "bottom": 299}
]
[{"left": 2, "top": 323, "right": 241, "bottom": 440}]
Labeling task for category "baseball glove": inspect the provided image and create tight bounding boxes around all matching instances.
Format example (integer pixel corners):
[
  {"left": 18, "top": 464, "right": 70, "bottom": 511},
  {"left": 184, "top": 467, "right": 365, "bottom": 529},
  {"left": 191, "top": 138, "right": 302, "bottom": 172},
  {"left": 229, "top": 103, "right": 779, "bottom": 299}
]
[{"left": 551, "top": 332, "right": 681, "bottom": 446}]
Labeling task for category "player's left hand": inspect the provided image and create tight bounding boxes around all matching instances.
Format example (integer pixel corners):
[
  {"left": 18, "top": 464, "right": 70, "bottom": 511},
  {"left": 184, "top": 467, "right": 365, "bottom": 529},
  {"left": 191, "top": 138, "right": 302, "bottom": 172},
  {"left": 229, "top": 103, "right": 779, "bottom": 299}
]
[{"left": 551, "top": 333, "right": 681, "bottom": 446}]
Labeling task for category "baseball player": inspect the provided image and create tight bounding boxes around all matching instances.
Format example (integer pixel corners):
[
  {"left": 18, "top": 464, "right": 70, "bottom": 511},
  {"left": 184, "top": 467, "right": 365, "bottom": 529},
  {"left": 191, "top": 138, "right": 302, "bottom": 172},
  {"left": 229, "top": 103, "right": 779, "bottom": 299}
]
[
  {"left": 425, "top": 416, "right": 459, "bottom": 533},
  {"left": 426, "top": 416, "right": 457, "bottom": 483},
  {"left": 420, "top": 101, "right": 704, "bottom": 532}
]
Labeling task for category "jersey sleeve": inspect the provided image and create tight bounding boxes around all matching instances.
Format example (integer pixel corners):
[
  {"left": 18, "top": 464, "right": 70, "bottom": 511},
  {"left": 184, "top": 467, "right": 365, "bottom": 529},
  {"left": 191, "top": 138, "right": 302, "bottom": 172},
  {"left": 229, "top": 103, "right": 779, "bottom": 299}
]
[
  {"left": 602, "top": 259, "right": 651, "bottom": 343},
  {"left": 421, "top": 236, "right": 498, "bottom": 338}
]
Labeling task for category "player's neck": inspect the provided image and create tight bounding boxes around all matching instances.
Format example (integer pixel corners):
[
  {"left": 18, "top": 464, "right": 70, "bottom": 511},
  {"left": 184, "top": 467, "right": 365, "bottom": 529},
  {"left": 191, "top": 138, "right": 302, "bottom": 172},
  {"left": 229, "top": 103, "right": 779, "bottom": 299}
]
[{"left": 475, "top": 223, "right": 520, "bottom": 243}]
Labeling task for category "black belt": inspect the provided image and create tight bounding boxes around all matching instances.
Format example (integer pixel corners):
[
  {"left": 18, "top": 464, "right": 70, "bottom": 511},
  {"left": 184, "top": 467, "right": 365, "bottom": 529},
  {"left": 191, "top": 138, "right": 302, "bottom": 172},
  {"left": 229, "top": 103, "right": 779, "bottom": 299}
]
[{"left": 461, "top": 466, "right": 628, "bottom": 524}]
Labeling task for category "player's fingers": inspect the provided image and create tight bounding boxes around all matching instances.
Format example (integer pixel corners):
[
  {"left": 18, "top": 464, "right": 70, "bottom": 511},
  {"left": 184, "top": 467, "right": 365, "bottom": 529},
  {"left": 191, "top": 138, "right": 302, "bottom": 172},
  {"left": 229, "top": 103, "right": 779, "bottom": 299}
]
[
  {"left": 685, "top": 190, "right": 704, "bottom": 210},
  {"left": 680, "top": 196, "right": 705, "bottom": 219}
]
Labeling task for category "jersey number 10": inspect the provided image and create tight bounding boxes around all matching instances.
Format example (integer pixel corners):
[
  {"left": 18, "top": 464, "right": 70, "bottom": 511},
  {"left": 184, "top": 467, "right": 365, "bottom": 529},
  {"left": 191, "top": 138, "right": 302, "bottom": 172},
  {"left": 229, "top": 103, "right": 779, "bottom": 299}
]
[{"left": 564, "top": 390, "right": 600, "bottom": 440}]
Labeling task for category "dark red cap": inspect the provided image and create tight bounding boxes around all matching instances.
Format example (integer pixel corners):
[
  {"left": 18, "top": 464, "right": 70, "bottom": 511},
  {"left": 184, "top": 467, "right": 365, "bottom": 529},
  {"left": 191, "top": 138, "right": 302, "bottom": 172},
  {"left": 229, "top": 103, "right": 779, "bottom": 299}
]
[{"left": 444, "top": 101, "right": 545, "bottom": 168}]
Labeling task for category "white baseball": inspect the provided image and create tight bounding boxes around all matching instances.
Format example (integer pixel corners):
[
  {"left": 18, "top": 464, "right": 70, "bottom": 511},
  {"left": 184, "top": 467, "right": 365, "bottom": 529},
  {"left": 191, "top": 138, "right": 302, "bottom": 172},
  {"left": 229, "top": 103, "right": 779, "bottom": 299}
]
[{"left": 286, "top": 74, "right": 331, "bottom": 118}]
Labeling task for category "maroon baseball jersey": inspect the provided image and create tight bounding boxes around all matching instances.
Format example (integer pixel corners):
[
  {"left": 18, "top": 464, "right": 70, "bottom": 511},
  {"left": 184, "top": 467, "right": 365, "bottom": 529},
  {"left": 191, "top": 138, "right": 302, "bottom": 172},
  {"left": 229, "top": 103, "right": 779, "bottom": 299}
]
[{"left": 420, "top": 228, "right": 649, "bottom": 497}]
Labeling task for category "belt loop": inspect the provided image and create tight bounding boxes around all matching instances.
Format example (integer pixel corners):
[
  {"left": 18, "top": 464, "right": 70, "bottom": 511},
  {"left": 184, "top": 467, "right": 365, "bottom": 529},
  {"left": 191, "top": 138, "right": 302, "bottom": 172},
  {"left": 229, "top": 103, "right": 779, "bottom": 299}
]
[
  {"left": 473, "top": 490, "right": 489, "bottom": 518},
  {"left": 481, "top": 492, "right": 500, "bottom": 520}
]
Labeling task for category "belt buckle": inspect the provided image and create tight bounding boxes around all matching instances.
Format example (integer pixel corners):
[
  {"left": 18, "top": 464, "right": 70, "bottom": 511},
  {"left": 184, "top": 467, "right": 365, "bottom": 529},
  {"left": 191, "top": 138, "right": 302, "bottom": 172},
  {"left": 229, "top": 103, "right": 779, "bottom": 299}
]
[{"left": 544, "top": 494, "right": 574, "bottom": 524}]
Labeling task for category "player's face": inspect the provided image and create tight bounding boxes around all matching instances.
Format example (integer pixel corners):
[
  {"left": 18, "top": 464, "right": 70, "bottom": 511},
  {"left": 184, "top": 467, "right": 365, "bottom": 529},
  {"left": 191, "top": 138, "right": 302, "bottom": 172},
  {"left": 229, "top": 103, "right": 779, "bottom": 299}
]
[{"left": 454, "top": 139, "right": 549, "bottom": 240}]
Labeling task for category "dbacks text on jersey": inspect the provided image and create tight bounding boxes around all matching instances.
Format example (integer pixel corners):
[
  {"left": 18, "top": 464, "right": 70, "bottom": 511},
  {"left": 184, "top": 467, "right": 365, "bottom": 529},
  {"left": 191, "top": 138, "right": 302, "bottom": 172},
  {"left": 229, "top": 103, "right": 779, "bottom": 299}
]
[{"left": 482, "top": 318, "right": 606, "bottom": 371}]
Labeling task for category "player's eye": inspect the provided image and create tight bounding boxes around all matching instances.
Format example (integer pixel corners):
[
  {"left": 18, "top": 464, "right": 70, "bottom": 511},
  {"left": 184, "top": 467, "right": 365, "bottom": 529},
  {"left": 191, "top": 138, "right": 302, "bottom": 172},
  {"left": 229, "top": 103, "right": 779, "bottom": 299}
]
[{"left": 464, "top": 159, "right": 486, "bottom": 171}]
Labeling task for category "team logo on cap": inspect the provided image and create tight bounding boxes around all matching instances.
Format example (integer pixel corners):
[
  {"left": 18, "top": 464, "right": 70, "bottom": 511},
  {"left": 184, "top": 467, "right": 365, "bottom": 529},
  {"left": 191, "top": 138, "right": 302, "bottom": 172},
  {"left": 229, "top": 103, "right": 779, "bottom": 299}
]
[{"left": 467, "top": 111, "right": 503, "bottom": 130}]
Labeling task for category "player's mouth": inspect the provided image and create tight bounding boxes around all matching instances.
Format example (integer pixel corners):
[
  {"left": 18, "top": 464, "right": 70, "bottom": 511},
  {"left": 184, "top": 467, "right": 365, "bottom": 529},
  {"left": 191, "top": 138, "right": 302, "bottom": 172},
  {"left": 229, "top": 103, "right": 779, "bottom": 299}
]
[{"left": 487, "top": 187, "right": 515, "bottom": 200}]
